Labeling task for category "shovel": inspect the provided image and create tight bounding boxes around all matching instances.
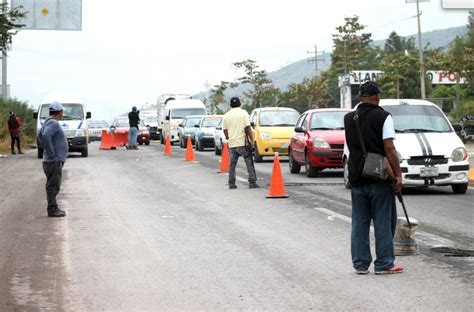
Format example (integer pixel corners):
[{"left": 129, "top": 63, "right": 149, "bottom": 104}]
[{"left": 396, "top": 192, "right": 412, "bottom": 228}]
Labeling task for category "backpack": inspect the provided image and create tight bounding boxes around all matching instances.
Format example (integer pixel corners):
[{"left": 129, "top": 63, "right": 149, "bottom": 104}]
[{"left": 8, "top": 116, "right": 18, "bottom": 129}]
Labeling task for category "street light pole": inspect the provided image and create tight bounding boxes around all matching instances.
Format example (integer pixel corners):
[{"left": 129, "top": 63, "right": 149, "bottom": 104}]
[
  {"left": 415, "top": 0, "right": 426, "bottom": 99},
  {"left": 2, "top": 0, "right": 7, "bottom": 101}
]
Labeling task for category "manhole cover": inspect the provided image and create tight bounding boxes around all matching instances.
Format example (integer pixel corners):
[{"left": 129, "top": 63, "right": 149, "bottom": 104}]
[{"left": 431, "top": 247, "right": 474, "bottom": 257}]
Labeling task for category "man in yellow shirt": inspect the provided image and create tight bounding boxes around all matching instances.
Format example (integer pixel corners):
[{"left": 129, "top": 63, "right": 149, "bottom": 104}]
[{"left": 223, "top": 97, "right": 259, "bottom": 189}]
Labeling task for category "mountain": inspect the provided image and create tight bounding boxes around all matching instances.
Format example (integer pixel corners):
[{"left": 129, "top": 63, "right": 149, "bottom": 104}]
[{"left": 195, "top": 25, "right": 468, "bottom": 101}]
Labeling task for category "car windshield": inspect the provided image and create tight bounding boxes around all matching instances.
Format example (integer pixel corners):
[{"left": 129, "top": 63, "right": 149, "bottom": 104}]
[
  {"left": 185, "top": 117, "right": 201, "bottom": 127},
  {"left": 116, "top": 119, "right": 145, "bottom": 128},
  {"left": 89, "top": 121, "right": 108, "bottom": 128},
  {"left": 310, "top": 111, "right": 346, "bottom": 130},
  {"left": 259, "top": 110, "right": 299, "bottom": 127},
  {"left": 172, "top": 108, "right": 207, "bottom": 119},
  {"left": 39, "top": 103, "right": 84, "bottom": 120},
  {"left": 202, "top": 117, "right": 222, "bottom": 127},
  {"left": 383, "top": 105, "right": 452, "bottom": 133},
  {"left": 145, "top": 116, "right": 157, "bottom": 123}
]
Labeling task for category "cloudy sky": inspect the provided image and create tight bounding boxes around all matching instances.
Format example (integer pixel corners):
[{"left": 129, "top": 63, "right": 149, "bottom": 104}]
[{"left": 8, "top": 0, "right": 471, "bottom": 120}]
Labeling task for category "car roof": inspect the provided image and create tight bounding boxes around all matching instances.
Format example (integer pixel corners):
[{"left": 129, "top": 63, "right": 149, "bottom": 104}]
[
  {"left": 253, "top": 107, "right": 298, "bottom": 112},
  {"left": 379, "top": 99, "right": 439, "bottom": 107},
  {"left": 203, "top": 115, "right": 223, "bottom": 119},
  {"left": 185, "top": 115, "right": 206, "bottom": 119},
  {"left": 303, "top": 108, "right": 352, "bottom": 114}
]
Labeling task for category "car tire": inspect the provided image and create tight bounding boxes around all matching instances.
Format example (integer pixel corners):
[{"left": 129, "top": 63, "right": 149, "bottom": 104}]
[
  {"left": 81, "top": 148, "right": 88, "bottom": 158},
  {"left": 37, "top": 147, "right": 43, "bottom": 159},
  {"left": 215, "top": 143, "right": 221, "bottom": 155},
  {"left": 182, "top": 138, "right": 187, "bottom": 148},
  {"left": 198, "top": 139, "right": 204, "bottom": 151},
  {"left": 452, "top": 183, "right": 468, "bottom": 194},
  {"left": 343, "top": 158, "right": 352, "bottom": 189},
  {"left": 305, "top": 151, "right": 319, "bottom": 177},
  {"left": 160, "top": 133, "right": 165, "bottom": 145},
  {"left": 254, "top": 144, "right": 263, "bottom": 163},
  {"left": 145, "top": 141, "right": 150, "bottom": 146},
  {"left": 289, "top": 149, "right": 301, "bottom": 174}
]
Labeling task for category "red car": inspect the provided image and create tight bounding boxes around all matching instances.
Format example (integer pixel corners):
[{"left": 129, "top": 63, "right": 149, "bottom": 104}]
[
  {"left": 289, "top": 108, "right": 351, "bottom": 177},
  {"left": 110, "top": 117, "right": 150, "bottom": 145}
]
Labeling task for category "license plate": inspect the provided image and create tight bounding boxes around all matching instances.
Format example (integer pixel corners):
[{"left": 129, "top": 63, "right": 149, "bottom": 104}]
[
  {"left": 280, "top": 142, "right": 289, "bottom": 149},
  {"left": 420, "top": 167, "right": 439, "bottom": 177}
]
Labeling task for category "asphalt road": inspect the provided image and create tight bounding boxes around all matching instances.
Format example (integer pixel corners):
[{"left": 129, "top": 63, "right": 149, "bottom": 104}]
[{"left": 0, "top": 141, "right": 473, "bottom": 311}]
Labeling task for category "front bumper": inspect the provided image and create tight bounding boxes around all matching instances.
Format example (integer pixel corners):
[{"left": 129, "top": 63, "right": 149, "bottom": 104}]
[
  {"left": 400, "top": 160, "right": 469, "bottom": 186},
  {"left": 67, "top": 137, "right": 88, "bottom": 152},
  {"left": 310, "top": 148, "right": 343, "bottom": 168},
  {"left": 170, "top": 130, "right": 179, "bottom": 142},
  {"left": 199, "top": 136, "right": 215, "bottom": 147},
  {"left": 257, "top": 139, "right": 290, "bottom": 156}
]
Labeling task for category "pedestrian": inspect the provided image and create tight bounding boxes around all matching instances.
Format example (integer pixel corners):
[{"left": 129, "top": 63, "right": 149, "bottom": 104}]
[
  {"left": 128, "top": 106, "right": 140, "bottom": 149},
  {"left": 37, "top": 101, "right": 68, "bottom": 218},
  {"left": 222, "top": 97, "right": 259, "bottom": 189},
  {"left": 7, "top": 111, "right": 24, "bottom": 154},
  {"left": 343, "top": 81, "right": 403, "bottom": 275}
]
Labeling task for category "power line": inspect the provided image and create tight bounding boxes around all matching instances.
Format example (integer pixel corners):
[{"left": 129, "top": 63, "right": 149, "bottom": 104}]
[{"left": 307, "top": 44, "right": 325, "bottom": 77}]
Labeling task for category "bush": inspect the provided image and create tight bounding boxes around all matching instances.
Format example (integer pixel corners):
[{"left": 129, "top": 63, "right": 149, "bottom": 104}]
[{"left": 0, "top": 98, "right": 36, "bottom": 152}]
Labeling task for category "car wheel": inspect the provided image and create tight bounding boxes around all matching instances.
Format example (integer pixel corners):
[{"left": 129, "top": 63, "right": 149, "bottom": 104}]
[
  {"left": 198, "top": 139, "right": 204, "bottom": 151},
  {"left": 182, "top": 138, "right": 187, "bottom": 148},
  {"left": 145, "top": 141, "right": 150, "bottom": 146},
  {"left": 305, "top": 151, "right": 319, "bottom": 177},
  {"left": 81, "top": 148, "right": 88, "bottom": 158},
  {"left": 215, "top": 143, "right": 221, "bottom": 155},
  {"left": 343, "top": 158, "right": 352, "bottom": 189},
  {"left": 289, "top": 149, "right": 301, "bottom": 174},
  {"left": 160, "top": 133, "right": 165, "bottom": 145},
  {"left": 254, "top": 144, "right": 263, "bottom": 163},
  {"left": 37, "top": 147, "right": 43, "bottom": 159},
  {"left": 452, "top": 183, "right": 468, "bottom": 194}
]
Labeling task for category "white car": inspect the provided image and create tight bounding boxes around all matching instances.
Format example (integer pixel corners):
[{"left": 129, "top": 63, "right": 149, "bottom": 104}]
[
  {"left": 343, "top": 99, "right": 470, "bottom": 194},
  {"left": 213, "top": 118, "right": 228, "bottom": 155},
  {"left": 88, "top": 120, "right": 109, "bottom": 142}
]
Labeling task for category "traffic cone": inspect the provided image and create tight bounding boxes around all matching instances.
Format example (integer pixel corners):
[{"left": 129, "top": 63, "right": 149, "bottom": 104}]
[
  {"left": 164, "top": 133, "right": 172, "bottom": 155},
  {"left": 266, "top": 152, "right": 289, "bottom": 198},
  {"left": 217, "top": 143, "right": 230, "bottom": 173},
  {"left": 185, "top": 137, "right": 195, "bottom": 161}
]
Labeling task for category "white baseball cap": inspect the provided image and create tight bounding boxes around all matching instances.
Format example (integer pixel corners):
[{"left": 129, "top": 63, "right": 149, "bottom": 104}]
[{"left": 49, "top": 101, "right": 64, "bottom": 111}]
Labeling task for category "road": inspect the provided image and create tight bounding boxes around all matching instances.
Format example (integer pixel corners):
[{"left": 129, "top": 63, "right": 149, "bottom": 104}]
[{"left": 0, "top": 141, "right": 473, "bottom": 311}]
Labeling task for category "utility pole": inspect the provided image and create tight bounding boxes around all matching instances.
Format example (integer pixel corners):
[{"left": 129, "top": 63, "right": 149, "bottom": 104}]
[
  {"left": 2, "top": 0, "right": 7, "bottom": 101},
  {"left": 307, "top": 44, "right": 325, "bottom": 77},
  {"left": 415, "top": 0, "right": 426, "bottom": 99}
]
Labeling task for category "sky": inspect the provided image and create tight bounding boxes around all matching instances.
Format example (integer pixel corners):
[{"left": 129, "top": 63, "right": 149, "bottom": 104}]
[{"left": 7, "top": 0, "right": 471, "bottom": 120}]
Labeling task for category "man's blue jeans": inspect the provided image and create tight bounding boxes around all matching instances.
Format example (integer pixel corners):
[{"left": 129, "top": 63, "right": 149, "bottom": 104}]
[
  {"left": 351, "top": 182, "right": 397, "bottom": 271},
  {"left": 128, "top": 127, "right": 139, "bottom": 147},
  {"left": 228, "top": 146, "right": 257, "bottom": 186}
]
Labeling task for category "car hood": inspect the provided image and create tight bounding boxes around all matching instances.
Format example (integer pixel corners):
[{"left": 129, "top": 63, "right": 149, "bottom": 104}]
[
  {"left": 309, "top": 129, "right": 345, "bottom": 144},
  {"left": 394, "top": 132, "right": 465, "bottom": 158},
  {"left": 259, "top": 126, "right": 294, "bottom": 139}
]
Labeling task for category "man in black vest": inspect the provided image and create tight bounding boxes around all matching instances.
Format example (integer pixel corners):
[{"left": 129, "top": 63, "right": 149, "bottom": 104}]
[{"left": 344, "top": 81, "right": 403, "bottom": 275}]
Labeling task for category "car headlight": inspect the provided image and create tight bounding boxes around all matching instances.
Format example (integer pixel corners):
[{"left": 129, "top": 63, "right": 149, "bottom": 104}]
[
  {"left": 75, "top": 129, "right": 86, "bottom": 137},
  {"left": 312, "top": 137, "right": 330, "bottom": 148},
  {"left": 397, "top": 151, "right": 404, "bottom": 163},
  {"left": 451, "top": 147, "right": 467, "bottom": 162},
  {"left": 260, "top": 132, "right": 272, "bottom": 140}
]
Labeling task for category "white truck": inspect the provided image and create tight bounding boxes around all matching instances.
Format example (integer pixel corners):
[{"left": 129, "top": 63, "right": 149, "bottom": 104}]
[
  {"left": 34, "top": 93, "right": 91, "bottom": 158},
  {"left": 160, "top": 99, "right": 207, "bottom": 145},
  {"left": 157, "top": 94, "right": 192, "bottom": 139}
]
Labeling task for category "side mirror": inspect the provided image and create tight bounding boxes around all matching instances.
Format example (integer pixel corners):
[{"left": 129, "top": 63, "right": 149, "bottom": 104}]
[
  {"left": 194, "top": 125, "right": 200, "bottom": 128},
  {"left": 165, "top": 116, "right": 170, "bottom": 121},
  {"left": 178, "top": 124, "right": 183, "bottom": 128},
  {"left": 33, "top": 112, "right": 38, "bottom": 119},
  {"left": 294, "top": 126, "right": 305, "bottom": 133},
  {"left": 86, "top": 112, "right": 92, "bottom": 119},
  {"left": 216, "top": 126, "right": 222, "bottom": 130},
  {"left": 453, "top": 124, "right": 462, "bottom": 132}
]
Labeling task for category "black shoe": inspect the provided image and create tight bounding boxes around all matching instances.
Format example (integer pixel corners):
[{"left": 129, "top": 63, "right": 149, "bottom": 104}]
[
  {"left": 11, "top": 151, "right": 16, "bottom": 155},
  {"left": 229, "top": 184, "right": 237, "bottom": 189},
  {"left": 249, "top": 184, "right": 260, "bottom": 189},
  {"left": 18, "top": 151, "right": 25, "bottom": 155},
  {"left": 48, "top": 209, "right": 66, "bottom": 218}
]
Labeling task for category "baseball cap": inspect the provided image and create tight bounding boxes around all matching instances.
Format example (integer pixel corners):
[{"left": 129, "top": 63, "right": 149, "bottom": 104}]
[
  {"left": 49, "top": 101, "right": 64, "bottom": 112},
  {"left": 9, "top": 111, "right": 14, "bottom": 116},
  {"left": 230, "top": 97, "right": 241, "bottom": 106},
  {"left": 359, "top": 81, "right": 381, "bottom": 97}
]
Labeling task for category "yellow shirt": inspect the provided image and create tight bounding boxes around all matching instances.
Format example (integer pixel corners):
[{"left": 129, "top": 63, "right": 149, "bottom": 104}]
[{"left": 223, "top": 107, "right": 250, "bottom": 148}]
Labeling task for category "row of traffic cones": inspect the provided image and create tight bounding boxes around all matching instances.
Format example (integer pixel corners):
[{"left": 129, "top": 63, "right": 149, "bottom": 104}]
[{"left": 163, "top": 133, "right": 288, "bottom": 199}]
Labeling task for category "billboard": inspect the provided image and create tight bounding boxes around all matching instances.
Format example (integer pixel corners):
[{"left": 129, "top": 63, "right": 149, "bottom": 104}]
[
  {"left": 427, "top": 71, "right": 467, "bottom": 84},
  {"left": 11, "top": 0, "right": 82, "bottom": 31}
]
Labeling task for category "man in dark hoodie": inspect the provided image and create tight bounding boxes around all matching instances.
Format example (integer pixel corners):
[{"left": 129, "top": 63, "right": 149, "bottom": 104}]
[
  {"left": 128, "top": 106, "right": 140, "bottom": 149},
  {"left": 7, "top": 111, "right": 24, "bottom": 155}
]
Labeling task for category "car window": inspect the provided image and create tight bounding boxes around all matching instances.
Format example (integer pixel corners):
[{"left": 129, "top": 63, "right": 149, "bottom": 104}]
[
  {"left": 302, "top": 115, "right": 308, "bottom": 130},
  {"left": 39, "top": 103, "right": 84, "bottom": 120},
  {"left": 310, "top": 111, "right": 347, "bottom": 130},
  {"left": 259, "top": 110, "right": 299, "bottom": 127},
  {"left": 202, "top": 117, "right": 222, "bottom": 127},
  {"left": 171, "top": 108, "right": 207, "bottom": 119},
  {"left": 186, "top": 117, "right": 201, "bottom": 127},
  {"left": 296, "top": 113, "right": 306, "bottom": 127},
  {"left": 383, "top": 104, "right": 452, "bottom": 133}
]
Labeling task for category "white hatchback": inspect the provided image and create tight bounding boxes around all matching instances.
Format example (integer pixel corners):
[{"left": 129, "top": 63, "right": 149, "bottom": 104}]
[
  {"left": 213, "top": 118, "right": 228, "bottom": 155},
  {"left": 343, "top": 99, "right": 470, "bottom": 194}
]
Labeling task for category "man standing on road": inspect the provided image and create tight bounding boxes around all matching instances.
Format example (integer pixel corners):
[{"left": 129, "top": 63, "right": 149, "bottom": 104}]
[
  {"left": 223, "top": 97, "right": 259, "bottom": 189},
  {"left": 39, "top": 102, "right": 68, "bottom": 218},
  {"left": 7, "top": 111, "right": 24, "bottom": 155},
  {"left": 128, "top": 106, "right": 140, "bottom": 149},
  {"left": 344, "top": 81, "right": 403, "bottom": 275}
]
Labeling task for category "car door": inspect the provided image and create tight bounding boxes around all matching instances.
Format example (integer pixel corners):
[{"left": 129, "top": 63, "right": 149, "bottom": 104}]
[{"left": 292, "top": 113, "right": 308, "bottom": 163}]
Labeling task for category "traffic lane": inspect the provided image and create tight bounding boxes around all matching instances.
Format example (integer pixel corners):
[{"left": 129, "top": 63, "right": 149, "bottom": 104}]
[
  {"left": 63, "top": 143, "right": 471, "bottom": 310},
  {"left": 177, "top": 145, "right": 474, "bottom": 247}
]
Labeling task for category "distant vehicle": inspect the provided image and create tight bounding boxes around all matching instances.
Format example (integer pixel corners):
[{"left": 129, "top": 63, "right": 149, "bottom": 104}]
[
  {"left": 289, "top": 108, "right": 350, "bottom": 177},
  {"left": 213, "top": 118, "right": 227, "bottom": 155},
  {"left": 88, "top": 120, "right": 109, "bottom": 142},
  {"left": 161, "top": 99, "right": 207, "bottom": 145},
  {"left": 178, "top": 115, "right": 205, "bottom": 148},
  {"left": 249, "top": 107, "right": 300, "bottom": 162},
  {"left": 110, "top": 117, "right": 150, "bottom": 145},
  {"left": 194, "top": 115, "right": 223, "bottom": 151},
  {"left": 156, "top": 94, "right": 192, "bottom": 138},
  {"left": 143, "top": 115, "right": 159, "bottom": 140},
  {"left": 343, "top": 99, "right": 470, "bottom": 194},
  {"left": 34, "top": 93, "right": 92, "bottom": 158}
]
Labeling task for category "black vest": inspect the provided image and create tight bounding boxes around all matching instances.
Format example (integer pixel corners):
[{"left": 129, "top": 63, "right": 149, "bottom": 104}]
[
  {"left": 344, "top": 103, "right": 390, "bottom": 187},
  {"left": 128, "top": 111, "right": 140, "bottom": 128}
]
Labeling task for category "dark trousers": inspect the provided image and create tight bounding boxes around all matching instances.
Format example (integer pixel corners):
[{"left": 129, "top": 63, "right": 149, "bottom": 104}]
[
  {"left": 10, "top": 132, "right": 21, "bottom": 152},
  {"left": 229, "top": 146, "right": 257, "bottom": 186},
  {"left": 43, "top": 161, "right": 63, "bottom": 212}
]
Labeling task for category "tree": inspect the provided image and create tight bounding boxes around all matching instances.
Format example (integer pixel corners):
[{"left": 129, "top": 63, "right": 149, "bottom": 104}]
[
  {"left": 209, "top": 81, "right": 237, "bottom": 113},
  {"left": 233, "top": 59, "right": 273, "bottom": 109},
  {"left": 281, "top": 76, "right": 329, "bottom": 113},
  {"left": 0, "top": 3, "right": 26, "bottom": 54},
  {"left": 384, "top": 31, "right": 416, "bottom": 55}
]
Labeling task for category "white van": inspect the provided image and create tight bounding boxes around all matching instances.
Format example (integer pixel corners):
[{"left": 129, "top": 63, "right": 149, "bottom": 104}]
[
  {"left": 34, "top": 93, "right": 91, "bottom": 158},
  {"left": 160, "top": 99, "right": 207, "bottom": 145},
  {"left": 343, "top": 99, "right": 470, "bottom": 194}
]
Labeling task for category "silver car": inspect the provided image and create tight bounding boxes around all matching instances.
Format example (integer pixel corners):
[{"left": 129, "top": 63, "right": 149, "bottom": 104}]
[
  {"left": 178, "top": 115, "right": 205, "bottom": 148},
  {"left": 88, "top": 120, "right": 109, "bottom": 142}
]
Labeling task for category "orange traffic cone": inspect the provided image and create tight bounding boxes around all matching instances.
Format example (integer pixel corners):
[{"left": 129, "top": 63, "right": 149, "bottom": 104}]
[
  {"left": 185, "top": 137, "right": 195, "bottom": 161},
  {"left": 266, "top": 152, "right": 289, "bottom": 198},
  {"left": 218, "top": 143, "right": 230, "bottom": 173},
  {"left": 164, "top": 133, "right": 172, "bottom": 155}
]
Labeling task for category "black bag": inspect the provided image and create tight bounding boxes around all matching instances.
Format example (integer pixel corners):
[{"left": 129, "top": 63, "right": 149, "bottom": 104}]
[
  {"left": 8, "top": 116, "right": 19, "bottom": 129},
  {"left": 353, "top": 110, "right": 388, "bottom": 182}
]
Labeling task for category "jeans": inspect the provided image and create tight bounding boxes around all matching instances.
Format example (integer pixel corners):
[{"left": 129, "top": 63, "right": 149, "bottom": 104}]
[
  {"left": 351, "top": 182, "right": 397, "bottom": 271},
  {"left": 43, "top": 161, "right": 63, "bottom": 212},
  {"left": 229, "top": 146, "right": 257, "bottom": 186},
  {"left": 128, "top": 127, "right": 139, "bottom": 146}
]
